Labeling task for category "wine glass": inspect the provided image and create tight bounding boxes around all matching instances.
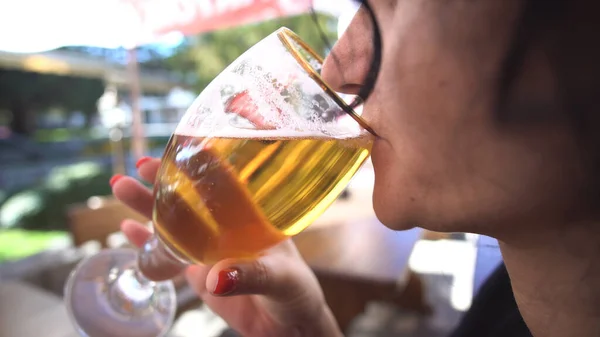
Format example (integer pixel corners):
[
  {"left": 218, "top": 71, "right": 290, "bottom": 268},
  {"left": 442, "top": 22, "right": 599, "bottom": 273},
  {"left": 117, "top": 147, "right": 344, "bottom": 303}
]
[{"left": 64, "top": 27, "right": 376, "bottom": 337}]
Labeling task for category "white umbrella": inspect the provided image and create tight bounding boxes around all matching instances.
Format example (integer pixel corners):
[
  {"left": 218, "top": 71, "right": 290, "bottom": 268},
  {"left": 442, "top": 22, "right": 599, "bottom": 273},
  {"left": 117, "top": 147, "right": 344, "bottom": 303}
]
[{"left": 0, "top": 0, "right": 349, "bottom": 53}]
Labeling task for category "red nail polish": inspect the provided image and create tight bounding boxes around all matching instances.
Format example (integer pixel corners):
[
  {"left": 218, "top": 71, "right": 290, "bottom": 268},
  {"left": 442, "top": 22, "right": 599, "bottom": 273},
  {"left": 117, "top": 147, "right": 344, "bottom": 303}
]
[
  {"left": 136, "top": 156, "right": 152, "bottom": 169},
  {"left": 213, "top": 268, "right": 239, "bottom": 295},
  {"left": 109, "top": 174, "right": 124, "bottom": 186}
]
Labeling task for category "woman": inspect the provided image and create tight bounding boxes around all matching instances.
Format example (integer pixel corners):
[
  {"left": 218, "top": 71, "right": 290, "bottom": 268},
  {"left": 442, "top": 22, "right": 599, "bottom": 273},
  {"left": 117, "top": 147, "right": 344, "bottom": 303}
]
[{"left": 111, "top": 0, "right": 600, "bottom": 336}]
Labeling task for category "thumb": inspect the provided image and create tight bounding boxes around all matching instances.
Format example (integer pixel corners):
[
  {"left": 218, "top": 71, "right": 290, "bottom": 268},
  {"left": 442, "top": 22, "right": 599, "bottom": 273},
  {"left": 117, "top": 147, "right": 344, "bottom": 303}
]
[{"left": 204, "top": 257, "right": 309, "bottom": 302}]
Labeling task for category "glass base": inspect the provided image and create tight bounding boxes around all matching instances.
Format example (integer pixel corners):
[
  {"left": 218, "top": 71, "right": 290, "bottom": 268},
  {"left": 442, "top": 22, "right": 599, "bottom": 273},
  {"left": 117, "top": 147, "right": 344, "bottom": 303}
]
[{"left": 65, "top": 248, "right": 177, "bottom": 337}]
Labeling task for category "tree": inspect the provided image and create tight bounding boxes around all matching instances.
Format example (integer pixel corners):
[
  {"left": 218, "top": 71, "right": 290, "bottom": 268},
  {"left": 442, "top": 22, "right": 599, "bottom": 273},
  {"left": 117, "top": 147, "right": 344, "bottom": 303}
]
[
  {"left": 160, "top": 13, "right": 338, "bottom": 92},
  {"left": 0, "top": 69, "right": 104, "bottom": 134}
]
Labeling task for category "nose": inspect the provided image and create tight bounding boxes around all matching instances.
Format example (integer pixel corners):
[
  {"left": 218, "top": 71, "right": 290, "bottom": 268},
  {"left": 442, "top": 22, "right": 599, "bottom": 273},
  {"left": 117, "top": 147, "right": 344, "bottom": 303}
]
[{"left": 321, "top": 7, "right": 374, "bottom": 96}]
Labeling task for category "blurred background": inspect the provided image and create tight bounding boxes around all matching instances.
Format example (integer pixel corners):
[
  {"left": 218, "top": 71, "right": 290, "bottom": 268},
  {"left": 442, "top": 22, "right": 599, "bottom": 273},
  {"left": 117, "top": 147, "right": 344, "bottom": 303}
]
[
  {"left": 0, "top": 1, "right": 502, "bottom": 336},
  {"left": 0, "top": 0, "right": 345, "bottom": 260}
]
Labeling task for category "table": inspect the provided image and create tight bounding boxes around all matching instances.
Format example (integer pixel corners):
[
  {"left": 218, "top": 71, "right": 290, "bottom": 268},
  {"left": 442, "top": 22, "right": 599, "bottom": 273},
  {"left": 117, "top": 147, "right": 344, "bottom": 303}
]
[
  {"left": 291, "top": 168, "right": 430, "bottom": 331},
  {"left": 294, "top": 221, "right": 429, "bottom": 331},
  {"left": 0, "top": 282, "right": 79, "bottom": 337},
  {"left": 0, "top": 280, "right": 189, "bottom": 337},
  {"left": 297, "top": 217, "right": 421, "bottom": 282}
]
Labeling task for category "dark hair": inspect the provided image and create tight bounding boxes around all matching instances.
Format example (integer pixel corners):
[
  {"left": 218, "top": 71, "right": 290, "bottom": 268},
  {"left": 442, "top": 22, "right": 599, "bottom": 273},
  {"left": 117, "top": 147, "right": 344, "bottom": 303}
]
[
  {"left": 496, "top": 0, "right": 567, "bottom": 123},
  {"left": 497, "top": 0, "right": 600, "bottom": 158}
]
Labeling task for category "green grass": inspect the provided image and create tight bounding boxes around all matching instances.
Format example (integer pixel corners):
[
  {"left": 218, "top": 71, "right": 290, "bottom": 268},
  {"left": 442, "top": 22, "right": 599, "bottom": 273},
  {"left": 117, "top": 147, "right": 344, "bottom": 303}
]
[
  {"left": 0, "top": 161, "right": 113, "bottom": 231},
  {"left": 0, "top": 229, "right": 69, "bottom": 262},
  {"left": 0, "top": 160, "right": 115, "bottom": 262},
  {"left": 34, "top": 128, "right": 95, "bottom": 142},
  {"left": 0, "top": 137, "right": 167, "bottom": 262}
]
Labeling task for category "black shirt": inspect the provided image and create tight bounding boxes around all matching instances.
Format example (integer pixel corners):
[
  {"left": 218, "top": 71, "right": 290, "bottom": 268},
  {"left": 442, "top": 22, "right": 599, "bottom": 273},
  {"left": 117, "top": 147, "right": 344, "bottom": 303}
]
[{"left": 450, "top": 263, "right": 533, "bottom": 337}]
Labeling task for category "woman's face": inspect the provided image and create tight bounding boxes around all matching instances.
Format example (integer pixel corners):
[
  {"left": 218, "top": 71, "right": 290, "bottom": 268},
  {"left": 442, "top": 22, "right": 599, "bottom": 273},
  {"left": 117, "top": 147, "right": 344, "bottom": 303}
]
[{"left": 322, "top": 0, "right": 595, "bottom": 235}]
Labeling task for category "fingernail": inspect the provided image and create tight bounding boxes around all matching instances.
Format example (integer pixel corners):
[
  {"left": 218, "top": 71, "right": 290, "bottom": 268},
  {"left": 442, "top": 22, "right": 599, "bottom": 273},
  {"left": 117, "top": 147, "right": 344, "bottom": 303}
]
[
  {"left": 136, "top": 156, "right": 152, "bottom": 169},
  {"left": 109, "top": 174, "right": 124, "bottom": 186},
  {"left": 212, "top": 268, "right": 239, "bottom": 296}
]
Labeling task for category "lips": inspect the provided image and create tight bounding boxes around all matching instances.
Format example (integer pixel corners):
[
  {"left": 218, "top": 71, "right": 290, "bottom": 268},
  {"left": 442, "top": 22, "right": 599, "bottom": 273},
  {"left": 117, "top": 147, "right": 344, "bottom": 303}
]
[{"left": 369, "top": 137, "right": 386, "bottom": 171}]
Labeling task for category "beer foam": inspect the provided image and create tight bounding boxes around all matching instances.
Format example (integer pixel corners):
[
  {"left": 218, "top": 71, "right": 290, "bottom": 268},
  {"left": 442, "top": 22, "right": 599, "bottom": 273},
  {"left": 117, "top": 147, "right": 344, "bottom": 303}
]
[
  {"left": 173, "top": 28, "right": 371, "bottom": 141},
  {"left": 175, "top": 125, "right": 325, "bottom": 139}
]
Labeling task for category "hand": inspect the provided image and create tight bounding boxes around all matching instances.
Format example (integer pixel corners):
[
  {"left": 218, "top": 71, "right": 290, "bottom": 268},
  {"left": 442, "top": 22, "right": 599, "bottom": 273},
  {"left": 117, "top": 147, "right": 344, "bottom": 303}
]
[{"left": 111, "top": 158, "right": 343, "bottom": 337}]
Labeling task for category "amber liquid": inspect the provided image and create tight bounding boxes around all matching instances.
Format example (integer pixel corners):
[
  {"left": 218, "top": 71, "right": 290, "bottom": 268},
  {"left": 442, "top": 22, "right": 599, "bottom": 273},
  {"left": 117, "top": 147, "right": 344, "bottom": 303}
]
[{"left": 153, "top": 132, "right": 372, "bottom": 264}]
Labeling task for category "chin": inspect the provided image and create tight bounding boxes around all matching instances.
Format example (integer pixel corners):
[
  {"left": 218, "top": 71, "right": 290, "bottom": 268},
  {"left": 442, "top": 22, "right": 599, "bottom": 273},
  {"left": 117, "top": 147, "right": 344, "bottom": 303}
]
[
  {"left": 370, "top": 140, "right": 411, "bottom": 230},
  {"left": 371, "top": 176, "right": 420, "bottom": 231},
  {"left": 369, "top": 139, "right": 416, "bottom": 231},
  {"left": 373, "top": 200, "right": 419, "bottom": 232}
]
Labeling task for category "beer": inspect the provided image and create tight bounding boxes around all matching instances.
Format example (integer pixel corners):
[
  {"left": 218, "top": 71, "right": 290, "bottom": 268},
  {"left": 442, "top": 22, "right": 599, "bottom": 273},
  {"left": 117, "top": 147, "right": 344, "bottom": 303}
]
[{"left": 153, "top": 129, "right": 372, "bottom": 264}]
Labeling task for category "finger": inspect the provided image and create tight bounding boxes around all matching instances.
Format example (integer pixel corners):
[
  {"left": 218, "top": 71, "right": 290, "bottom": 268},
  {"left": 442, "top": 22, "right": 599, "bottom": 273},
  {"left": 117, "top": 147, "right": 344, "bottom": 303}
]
[
  {"left": 121, "top": 219, "right": 152, "bottom": 248},
  {"left": 184, "top": 240, "right": 302, "bottom": 298},
  {"left": 202, "top": 254, "right": 315, "bottom": 303},
  {"left": 112, "top": 176, "right": 154, "bottom": 218},
  {"left": 185, "top": 264, "right": 212, "bottom": 298},
  {"left": 137, "top": 157, "right": 162, "bottom": 184}
]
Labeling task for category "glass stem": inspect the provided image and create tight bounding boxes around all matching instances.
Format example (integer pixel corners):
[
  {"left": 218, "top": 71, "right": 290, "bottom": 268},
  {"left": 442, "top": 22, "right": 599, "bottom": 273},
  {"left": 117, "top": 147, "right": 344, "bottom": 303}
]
[
  {"left": 106, "top": 235, "right": 187, "bottom": 316},
  {"left": 137, "top": 234, "right": 189, "bottom": 282},
  {"left": 107, "top": 266, "right": 156, "bottom": 316}
]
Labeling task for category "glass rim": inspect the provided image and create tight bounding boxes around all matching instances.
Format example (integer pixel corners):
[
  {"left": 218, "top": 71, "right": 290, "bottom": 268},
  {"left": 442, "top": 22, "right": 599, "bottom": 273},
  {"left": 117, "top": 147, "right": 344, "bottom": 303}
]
[{"left": 276, "top": 27, "right": 377, "bottom": 137}]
